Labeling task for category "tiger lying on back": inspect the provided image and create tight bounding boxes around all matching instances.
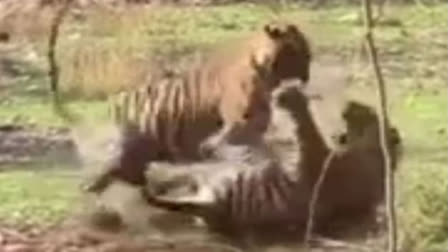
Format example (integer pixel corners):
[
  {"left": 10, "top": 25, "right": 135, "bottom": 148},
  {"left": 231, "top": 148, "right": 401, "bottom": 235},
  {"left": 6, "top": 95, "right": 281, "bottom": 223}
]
[
  {"left": 142, "top": 83, "right": 402, "bottom": 241},
  {"left": 83, "top": 21, "right": 312, "bottom": 193}
]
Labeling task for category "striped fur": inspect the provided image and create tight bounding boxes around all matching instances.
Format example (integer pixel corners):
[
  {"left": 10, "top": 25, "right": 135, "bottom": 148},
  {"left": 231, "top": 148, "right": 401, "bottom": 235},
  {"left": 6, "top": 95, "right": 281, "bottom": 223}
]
[
  {"left": 143, "top": 84, "right": 402, "bottom": 237},
  {"left": 107, "top": 73, "right": 221, "bottom": 161},
  {"left": 84, "top": 22, "right": 313, "bottom": 193}
]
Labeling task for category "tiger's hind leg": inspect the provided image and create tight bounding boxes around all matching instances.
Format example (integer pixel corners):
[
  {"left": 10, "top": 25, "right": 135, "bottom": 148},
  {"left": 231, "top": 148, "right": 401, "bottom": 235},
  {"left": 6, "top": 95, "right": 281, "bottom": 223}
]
[{"left": 82, "top": 126, "right": 155, "bottom": 194}]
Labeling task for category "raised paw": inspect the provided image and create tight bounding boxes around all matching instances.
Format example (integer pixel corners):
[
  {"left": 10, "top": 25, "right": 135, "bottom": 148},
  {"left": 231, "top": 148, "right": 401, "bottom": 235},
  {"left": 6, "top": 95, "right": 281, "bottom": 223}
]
[{"left": 80, "top": 174, "right": 112, "bottom": 194}]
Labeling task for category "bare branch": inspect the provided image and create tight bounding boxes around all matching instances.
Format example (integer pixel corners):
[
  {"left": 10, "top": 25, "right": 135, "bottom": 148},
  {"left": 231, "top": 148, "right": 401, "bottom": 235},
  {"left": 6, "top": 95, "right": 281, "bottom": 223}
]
[
  {"left": 48, "top": 0, "right": 76, "bottom": 122},
  {"left": 310, "top": 235, "right": 375, "bottom": 252},
  {"left": 304, "top": 151, "right": 336, "bottom": 248},
  {"left": 362, "top": 1, "right": 397, "bottom": 252}
]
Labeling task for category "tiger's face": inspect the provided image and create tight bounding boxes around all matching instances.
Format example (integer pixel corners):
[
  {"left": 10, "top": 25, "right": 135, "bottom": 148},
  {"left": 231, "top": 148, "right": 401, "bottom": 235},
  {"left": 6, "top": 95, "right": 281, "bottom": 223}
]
[
  {"left": 342, "top": 101, "right": 402, "bottom": 155},
  {"left": 309, "top": 96, "right": 402, "bottom": 157},
  {"left": 254, "top": 22, "right": 312, "bottom": 85}
]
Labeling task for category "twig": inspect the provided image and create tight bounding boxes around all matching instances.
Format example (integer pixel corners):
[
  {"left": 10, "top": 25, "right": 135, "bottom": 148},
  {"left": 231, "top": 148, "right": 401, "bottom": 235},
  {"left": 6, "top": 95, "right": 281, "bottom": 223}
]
[
  {"left": 310, "top": 235, "right": 375, "bottom": 252},
  {"left": 374, "top": 0, "right": 388, "bottom": 23},
  {"left": 0, "top": 228, "right": 29, "bottom": 243},
  {"left": 142, "top": 235, "right": 244, "bottom": 252},
  {"left": 182, "top": 240, "right": 244, "bottom": 252},
  {"left": 414, "top": 0, "right": 431, "bottom": 10},
  {"left": 48, "top": 0, "right": 71, "bottom": 103},
  {"left": 362, "top": 1, "right": 397, "bottom": 252},
  {"left": 48, "top": 0, "right": 77, "bottom": 123},
  {"left": 304, "top": 150, "right": 336, "bottom": 248}
]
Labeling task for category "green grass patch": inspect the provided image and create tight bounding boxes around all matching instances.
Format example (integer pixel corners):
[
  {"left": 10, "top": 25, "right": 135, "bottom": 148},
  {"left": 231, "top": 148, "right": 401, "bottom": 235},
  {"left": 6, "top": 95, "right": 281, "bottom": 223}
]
[
  {"left": 391, "top": 91, "right": 448, "bottom": 251},
  {"left": 0, "top": 98, "right": 109, "bottom": 127},
  {"left": 0, "top": 169, "right": 80, "bottom": 226}
]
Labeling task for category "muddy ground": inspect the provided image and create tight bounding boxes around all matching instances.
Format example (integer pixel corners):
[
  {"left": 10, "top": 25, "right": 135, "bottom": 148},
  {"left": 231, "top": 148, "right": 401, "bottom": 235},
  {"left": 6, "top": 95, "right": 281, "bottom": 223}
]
[
  {"left": 0, "top": 217, "right": 386, "bottom": 252},
  {"left": 0, "top": 104, "right": 387, "bottom": 251},
  {"left": 0, "top": 124, "right": 78, "bottom": 167},
  {"left": 0, "top": 113, "right": 387, "bottom": 252}
]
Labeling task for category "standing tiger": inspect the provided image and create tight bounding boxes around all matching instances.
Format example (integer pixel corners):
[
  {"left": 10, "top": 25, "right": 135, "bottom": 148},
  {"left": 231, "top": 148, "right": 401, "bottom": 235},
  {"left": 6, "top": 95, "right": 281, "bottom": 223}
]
[{"left": 82, "top": 22, "right": 313, "bottom": 193}]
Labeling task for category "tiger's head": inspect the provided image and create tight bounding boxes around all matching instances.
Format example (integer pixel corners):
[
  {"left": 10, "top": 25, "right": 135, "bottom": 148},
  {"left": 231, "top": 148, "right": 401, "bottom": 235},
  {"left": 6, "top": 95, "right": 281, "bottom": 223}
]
[
  {"left": 309, "top": 95, "right": 403, "bottom": 166},
  {"left": 250, "top": 21, "right": 312, "bottom": 86},
  {"left": 341, "top": 101, "right": 402, "bottom": 158}
]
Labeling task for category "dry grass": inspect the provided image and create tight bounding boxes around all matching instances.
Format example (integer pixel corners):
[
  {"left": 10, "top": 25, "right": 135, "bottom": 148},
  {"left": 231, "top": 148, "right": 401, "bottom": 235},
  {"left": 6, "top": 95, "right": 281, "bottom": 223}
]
[
  {"left": 60, "top": 43, "right": 149, "bottom": 97},
  {"left": 83, "top": 5, "right": 151, "bottom": 39},
  {"left": 0, "top": 2, "right": 161, "bottom": 97},
  {"left": 0, "top": 2, "right": 58, "bottom": 41},
  {"left": 60, "top": 6, "right": 157, "bottom": 97}
]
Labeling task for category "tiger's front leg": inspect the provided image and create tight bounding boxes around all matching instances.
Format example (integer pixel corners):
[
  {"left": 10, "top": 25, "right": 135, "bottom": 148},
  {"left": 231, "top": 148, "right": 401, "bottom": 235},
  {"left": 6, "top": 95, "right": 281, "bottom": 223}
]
[
  {"left": 199, "top": 123, "right": 236, "bottom": 158},
  {"left": 200, "top": 96, "right": 271, "bottom": 158},
  {"left": 81, "top": 169, "right": 114, "bottom": 194}
]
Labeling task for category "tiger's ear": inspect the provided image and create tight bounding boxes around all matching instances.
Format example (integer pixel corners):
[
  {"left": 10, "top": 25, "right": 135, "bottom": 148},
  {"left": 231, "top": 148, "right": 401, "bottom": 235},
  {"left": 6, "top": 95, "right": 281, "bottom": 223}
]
[
  {"left": 264, "top": 23, "right": 299, "bottom": 39},
  {"left": 264, "top": 23, "right": 283, "bottom": 39},
  {"left": 285, "top": 24, "right": 299, "bottom": 34}
]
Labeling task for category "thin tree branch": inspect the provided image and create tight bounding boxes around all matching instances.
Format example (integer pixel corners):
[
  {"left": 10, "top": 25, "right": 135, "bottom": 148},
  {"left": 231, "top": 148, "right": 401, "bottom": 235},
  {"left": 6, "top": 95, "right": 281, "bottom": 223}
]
[
  {"left": 304, "top": 150, "right": 336, "bottom": 248},
  {"left": 310, "top": 235, "right": 375, "bottom": 252},
  {"left": 48, "top": 0, "right": 71, "bottom": 102},
  {"left": 362, "top": 1, "right": 397, "bottom": 252},
  {"left": 48, "top": 0, "right": 76, "bottom": 123}
]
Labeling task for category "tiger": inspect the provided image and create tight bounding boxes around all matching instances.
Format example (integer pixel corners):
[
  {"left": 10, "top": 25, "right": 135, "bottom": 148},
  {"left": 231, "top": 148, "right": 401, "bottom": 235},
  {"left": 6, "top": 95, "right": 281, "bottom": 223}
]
[
  {"left": 142, "top": 82, "right": 402, "bottom": 242},
  {"left": 82, "top": 21, "right": 313, "bottom": 194}
]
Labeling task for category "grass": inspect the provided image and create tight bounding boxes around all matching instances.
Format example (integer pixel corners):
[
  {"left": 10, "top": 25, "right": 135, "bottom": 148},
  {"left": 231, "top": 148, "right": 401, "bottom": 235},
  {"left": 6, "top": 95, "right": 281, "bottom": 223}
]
[
  {"left": 0, "top": 97, "right": 108, "bottom": 127},
  {"left": 0, "top": 2, "right": 447, "bottom": 251},
  {"left": 393, "top": 91, "right": 448, "bottom": 252},
  {"left": 0, "top": 168, "right": 80, "bottom": 226}
]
